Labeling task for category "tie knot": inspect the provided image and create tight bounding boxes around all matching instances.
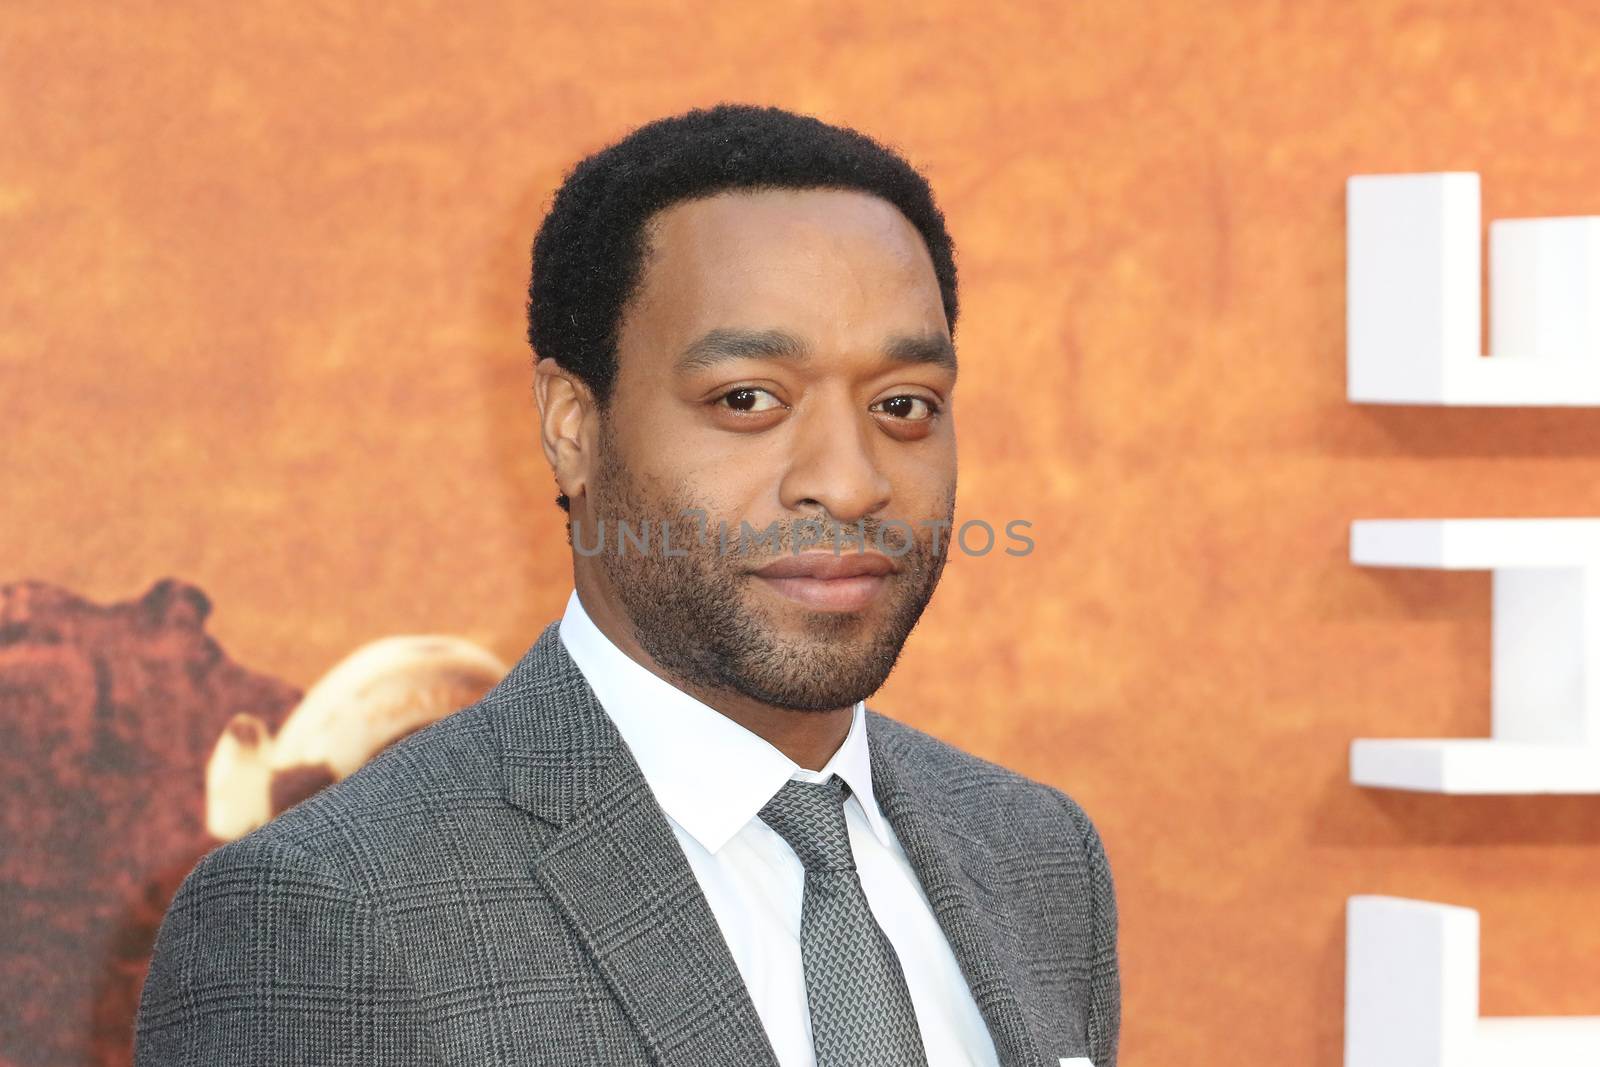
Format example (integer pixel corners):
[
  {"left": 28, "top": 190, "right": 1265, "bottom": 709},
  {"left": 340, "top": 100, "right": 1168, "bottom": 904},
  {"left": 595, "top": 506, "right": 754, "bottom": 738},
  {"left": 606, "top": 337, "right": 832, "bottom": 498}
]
[{"left": 757, "top": 776, "right": 855, "bottom": 873}]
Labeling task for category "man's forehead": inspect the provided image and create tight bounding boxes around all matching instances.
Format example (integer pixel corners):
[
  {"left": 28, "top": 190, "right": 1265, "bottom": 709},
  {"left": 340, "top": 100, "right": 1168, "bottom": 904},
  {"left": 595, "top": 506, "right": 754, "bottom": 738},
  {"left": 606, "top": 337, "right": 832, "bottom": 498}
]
[
  {"left": 643, "top": 187, "right": 932, "bottom": 267},
  {"left": 626, "top": 187, "right": 946, "bottom": 338}
]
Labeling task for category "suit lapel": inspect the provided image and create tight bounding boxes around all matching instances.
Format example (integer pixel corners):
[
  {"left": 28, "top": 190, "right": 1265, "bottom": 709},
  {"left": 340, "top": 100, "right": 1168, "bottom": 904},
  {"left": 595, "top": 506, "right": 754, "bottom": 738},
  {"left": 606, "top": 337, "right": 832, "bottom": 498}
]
[
  {"left": 484, "top": 624, "right": 1042, "bottom": 1067},
  {"left": 489, "top": 624, "right": 780, "bottom": 1067},
  {"left": 867, "top": 712, "right": 1047, "bottom": 1067}
]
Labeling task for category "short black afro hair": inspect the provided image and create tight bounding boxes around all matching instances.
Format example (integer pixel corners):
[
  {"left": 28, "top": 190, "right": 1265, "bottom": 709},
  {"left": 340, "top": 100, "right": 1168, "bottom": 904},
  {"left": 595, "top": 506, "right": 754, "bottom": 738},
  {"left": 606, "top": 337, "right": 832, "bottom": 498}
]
[{"left": 527, "top": 103, "right": 960, "bottom": 410}]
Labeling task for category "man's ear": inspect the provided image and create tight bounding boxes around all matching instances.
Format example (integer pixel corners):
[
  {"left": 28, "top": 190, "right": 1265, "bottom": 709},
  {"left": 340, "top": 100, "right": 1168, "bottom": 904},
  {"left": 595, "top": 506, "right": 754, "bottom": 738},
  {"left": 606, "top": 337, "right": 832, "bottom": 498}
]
[{"left": 533, "top": 358, "right": 598, "bottom": 507}]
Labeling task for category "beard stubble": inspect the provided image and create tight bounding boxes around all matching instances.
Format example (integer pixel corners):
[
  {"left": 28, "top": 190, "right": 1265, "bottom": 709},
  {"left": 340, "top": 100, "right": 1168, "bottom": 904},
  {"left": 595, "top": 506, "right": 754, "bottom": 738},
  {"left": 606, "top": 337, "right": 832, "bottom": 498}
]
[{"left": 580, "top": 423, "right": 953, "bottom": 712}]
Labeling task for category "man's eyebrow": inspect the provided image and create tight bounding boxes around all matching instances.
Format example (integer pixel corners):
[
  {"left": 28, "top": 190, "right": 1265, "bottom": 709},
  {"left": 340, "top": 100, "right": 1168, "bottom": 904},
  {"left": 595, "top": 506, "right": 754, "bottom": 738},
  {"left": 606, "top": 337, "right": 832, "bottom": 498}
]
[
  {"left": 886, "top": 334, "right": 958, "bottom": 372},
  {"left": 676, "top": 329, "right": 809, "bottom": 372},
  {"left": 674, "top": 327, "right": 958, "bottom": 374}
]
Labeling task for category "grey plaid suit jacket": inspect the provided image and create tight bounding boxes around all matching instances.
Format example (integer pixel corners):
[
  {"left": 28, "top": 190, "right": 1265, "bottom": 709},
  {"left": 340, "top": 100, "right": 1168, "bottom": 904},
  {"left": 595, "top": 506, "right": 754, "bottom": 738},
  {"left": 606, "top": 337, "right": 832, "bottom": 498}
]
[{"left": 136, "top": 623, "right": 1120, "bottom": 1066}]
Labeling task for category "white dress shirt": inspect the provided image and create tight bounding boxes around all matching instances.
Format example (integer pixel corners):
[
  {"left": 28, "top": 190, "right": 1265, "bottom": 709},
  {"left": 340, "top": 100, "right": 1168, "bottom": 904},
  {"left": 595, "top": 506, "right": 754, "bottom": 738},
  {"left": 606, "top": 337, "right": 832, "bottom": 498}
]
[{"left": 558, "top": 590, "right": 1001, "bottom": 1067}]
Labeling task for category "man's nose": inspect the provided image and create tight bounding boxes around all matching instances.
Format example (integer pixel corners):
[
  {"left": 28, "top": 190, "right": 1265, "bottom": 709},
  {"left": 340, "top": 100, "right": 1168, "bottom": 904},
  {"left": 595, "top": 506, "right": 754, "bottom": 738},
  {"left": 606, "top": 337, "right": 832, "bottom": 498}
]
[{"left": 776, "top": 397, "right": 892, "bottom": 524}]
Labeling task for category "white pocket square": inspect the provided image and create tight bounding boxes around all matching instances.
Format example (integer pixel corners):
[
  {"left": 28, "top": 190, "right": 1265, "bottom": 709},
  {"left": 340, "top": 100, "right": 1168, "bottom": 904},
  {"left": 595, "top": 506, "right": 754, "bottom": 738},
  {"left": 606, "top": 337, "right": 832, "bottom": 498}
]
[{"left": 1059, "top": 1059, "right": 1095, "bottom": 1067}]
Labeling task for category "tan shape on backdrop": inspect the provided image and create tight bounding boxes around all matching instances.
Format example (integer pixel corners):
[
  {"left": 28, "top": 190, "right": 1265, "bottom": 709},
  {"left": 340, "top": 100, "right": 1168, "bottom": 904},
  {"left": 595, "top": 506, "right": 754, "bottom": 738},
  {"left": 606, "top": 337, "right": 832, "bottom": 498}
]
[{"left": 205, "top": 635, "right": 507, "bottom": 840}]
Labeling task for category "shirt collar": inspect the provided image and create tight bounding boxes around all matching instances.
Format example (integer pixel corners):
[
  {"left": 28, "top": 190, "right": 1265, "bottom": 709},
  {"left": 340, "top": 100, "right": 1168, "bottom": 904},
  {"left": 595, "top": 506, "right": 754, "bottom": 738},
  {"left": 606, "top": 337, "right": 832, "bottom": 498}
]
[{"left": 556, "top": 589, "right": 892, "bottom": 855}]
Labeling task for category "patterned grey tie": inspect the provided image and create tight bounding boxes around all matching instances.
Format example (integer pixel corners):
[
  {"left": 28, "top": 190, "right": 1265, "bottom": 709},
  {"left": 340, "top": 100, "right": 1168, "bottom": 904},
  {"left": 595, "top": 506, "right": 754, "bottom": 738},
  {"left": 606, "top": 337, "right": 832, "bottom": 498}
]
[{"left": 757, "top": 775, "right": 930, "bottom": 1067}]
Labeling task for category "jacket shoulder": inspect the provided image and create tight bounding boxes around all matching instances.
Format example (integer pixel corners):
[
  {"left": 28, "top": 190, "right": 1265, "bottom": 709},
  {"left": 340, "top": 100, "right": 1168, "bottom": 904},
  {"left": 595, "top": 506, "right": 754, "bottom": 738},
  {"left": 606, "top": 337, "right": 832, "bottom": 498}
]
[
  {"left": 865, "top": 707, "right": 1102, "bottom": 831},
  {"left": 137, "top": 817, "right": 434, "bottom": 1063},
  {"left": 237, "top": 699, "right": 505, "bottom": 884}
]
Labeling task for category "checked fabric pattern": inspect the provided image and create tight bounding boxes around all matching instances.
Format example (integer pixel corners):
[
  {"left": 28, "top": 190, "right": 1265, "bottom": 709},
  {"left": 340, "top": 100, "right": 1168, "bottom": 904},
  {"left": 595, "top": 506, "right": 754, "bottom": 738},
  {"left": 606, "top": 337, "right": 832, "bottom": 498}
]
[
  {"left": 757, "top": 775, "right": 930, "bottom": 1067},
  {"left": 136, "top": 622, "right": 1120, "bottom": 1066}
]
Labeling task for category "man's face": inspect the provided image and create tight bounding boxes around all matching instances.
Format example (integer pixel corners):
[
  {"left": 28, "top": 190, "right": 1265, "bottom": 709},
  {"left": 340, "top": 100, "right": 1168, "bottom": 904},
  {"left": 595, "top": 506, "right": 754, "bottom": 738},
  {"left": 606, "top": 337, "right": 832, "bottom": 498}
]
[{"left": 581, "top": 188, "right": 957, "bottom": 712}]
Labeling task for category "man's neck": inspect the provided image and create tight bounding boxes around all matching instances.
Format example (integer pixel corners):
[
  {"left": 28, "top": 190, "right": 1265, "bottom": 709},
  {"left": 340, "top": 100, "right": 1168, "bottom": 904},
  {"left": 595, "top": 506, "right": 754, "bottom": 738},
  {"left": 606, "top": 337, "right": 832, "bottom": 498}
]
[{"left": 572, "top": 574, "right": 852, "bottom": 772}]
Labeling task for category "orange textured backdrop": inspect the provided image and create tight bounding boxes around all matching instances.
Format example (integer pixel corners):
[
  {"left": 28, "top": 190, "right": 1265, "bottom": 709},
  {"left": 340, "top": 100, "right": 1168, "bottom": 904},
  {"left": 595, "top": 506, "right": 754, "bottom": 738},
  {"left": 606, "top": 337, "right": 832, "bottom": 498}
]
[{"left": 7, "top": 1, "right": 1600, "bottom": 1062}]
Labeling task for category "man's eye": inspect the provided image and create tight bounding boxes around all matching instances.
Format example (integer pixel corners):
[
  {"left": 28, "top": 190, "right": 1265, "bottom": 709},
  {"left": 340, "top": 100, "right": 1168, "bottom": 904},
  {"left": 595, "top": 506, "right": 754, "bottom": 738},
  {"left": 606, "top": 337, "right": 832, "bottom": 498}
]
[
  {"left": 871, "top": 395, "right": 939, "bottom": 420},
  {"left": 718, "top": 387, "right": 784, "bottom": 413}
]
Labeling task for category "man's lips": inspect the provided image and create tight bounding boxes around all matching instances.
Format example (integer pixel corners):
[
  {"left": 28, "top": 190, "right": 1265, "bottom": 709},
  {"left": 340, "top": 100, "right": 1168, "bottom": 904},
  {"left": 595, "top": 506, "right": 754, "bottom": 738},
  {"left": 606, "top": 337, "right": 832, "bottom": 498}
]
[
  {"left": 752, "top": 552, "right": 898, "bottom": 580},
  {"left": 751, "top": 552, "right": 898, "bottom": 612}
]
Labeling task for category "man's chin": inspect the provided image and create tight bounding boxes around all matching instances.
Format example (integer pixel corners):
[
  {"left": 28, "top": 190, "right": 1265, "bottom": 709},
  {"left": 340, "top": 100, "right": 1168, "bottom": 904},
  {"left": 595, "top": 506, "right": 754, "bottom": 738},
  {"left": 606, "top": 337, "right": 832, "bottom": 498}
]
[
  {"left": 725, "top": 606, "right": 913, "bottom": 710},
  {"left": 728, "top": 660, "right": 893, "bottom": 714},
  {"left": 743, "top": 587, "right": 892, "bottom": 642}
]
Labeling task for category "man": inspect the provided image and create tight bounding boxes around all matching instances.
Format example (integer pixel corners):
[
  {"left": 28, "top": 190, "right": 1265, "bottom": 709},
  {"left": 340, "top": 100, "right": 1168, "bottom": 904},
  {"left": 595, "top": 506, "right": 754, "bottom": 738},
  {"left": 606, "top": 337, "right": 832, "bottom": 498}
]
[{"left": 136, "top": 105, "right": 1119, "bottom": 1067}]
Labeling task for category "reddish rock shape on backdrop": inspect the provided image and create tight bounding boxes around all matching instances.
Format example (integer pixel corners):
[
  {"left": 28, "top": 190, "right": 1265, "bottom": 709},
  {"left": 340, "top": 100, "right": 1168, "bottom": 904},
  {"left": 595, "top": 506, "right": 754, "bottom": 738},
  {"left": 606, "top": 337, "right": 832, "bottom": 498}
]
[{"left": 0, "top": 579, "right": 301, "bottom": 1067}]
